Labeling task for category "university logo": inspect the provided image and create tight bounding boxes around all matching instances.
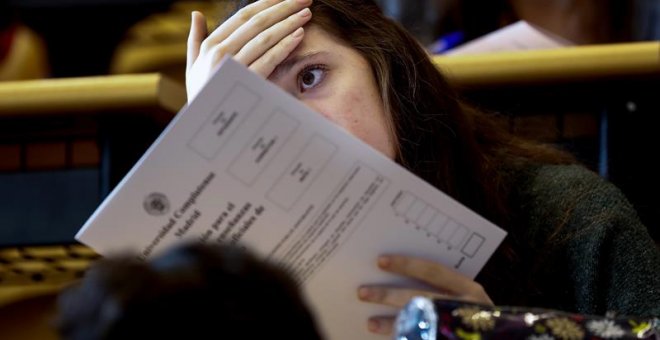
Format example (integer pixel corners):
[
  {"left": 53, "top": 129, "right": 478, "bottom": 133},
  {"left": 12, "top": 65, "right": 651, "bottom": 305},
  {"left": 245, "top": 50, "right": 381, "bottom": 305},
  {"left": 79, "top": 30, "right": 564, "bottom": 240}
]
[{"left": 143, "top": 192, "right": 170, "bottom": 216}]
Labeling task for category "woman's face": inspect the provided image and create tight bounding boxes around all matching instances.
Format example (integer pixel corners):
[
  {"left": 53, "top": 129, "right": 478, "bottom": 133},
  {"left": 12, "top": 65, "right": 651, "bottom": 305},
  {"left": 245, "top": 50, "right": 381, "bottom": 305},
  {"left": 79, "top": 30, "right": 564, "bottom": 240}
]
[{"left": 267, "top": 25, "right": 396, "bottom": 159}]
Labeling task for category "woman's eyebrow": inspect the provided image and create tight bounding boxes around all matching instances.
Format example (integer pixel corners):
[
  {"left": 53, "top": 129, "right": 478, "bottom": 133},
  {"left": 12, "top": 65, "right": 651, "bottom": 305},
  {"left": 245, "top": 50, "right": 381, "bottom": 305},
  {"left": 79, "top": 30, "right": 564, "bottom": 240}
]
[{"left": 270, "top": 51, "right": 328, "bottom": 79}]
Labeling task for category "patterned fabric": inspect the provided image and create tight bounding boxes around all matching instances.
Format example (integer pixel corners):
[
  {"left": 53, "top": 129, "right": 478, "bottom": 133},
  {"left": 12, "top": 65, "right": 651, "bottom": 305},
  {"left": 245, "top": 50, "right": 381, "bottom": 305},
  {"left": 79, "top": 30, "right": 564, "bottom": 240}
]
[
  {"left": 395, "top": 298, "right": 660, "bottom": 340},
  {"left": 431, "top": 299, "right": 659, "bottom": 340}
]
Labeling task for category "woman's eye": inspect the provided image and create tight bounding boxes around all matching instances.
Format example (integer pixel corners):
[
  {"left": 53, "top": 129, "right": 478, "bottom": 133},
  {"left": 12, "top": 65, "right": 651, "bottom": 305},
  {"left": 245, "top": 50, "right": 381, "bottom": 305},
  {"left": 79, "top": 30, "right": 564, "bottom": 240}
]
[{"left": 298, "top": 66, "right": 327, "bottom": 92}]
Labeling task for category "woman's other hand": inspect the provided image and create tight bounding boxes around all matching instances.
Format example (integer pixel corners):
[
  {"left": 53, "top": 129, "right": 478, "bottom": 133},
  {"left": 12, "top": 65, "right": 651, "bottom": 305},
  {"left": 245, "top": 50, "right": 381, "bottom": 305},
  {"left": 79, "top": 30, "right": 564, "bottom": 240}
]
[
  {"left": 186, "top": 0, "right": 312, "bottom": 101},
  {"left": 358, "top": 254, "right": 493, "bottom": 335}
]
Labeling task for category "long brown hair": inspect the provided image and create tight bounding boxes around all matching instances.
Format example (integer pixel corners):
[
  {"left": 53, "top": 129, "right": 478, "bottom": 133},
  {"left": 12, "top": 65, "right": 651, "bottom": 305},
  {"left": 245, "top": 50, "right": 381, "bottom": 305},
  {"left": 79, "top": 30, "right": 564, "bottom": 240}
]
[{"left": 230, "top": 0, "right": 575, "bottom": 303}]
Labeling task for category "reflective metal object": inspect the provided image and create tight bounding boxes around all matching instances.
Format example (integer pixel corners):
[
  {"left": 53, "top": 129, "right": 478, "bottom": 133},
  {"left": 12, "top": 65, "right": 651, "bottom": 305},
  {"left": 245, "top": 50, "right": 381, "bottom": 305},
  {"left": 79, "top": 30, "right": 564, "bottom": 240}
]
[{"left": 395, "top": 296, "right": 438, "bottom": 340}]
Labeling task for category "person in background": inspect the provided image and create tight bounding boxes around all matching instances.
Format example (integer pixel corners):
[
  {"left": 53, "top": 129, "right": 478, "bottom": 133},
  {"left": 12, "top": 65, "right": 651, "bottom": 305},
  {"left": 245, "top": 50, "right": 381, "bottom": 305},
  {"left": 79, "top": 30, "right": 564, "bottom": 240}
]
[
  {"left": 432, "top": 0, "right": 639, "bottom": 49},
  {"left": 185, "top": 0, "right": 660, "bottom": 335},
  {"left": 374, "top": 0, "right": 440, "bottom": 46},
  {"left": 56, "top": 243, "right": 323, "bottom": 339}
]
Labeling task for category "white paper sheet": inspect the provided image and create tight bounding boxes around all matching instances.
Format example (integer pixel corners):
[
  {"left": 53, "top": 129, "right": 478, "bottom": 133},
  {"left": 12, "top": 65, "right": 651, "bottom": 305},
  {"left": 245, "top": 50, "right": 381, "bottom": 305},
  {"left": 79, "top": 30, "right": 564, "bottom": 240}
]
[
  {"left": 77, "top": 57, "right": 506, "bottom": 340},
  {"left": 445, "top": 21, "right": 573, "bottom": 55}
]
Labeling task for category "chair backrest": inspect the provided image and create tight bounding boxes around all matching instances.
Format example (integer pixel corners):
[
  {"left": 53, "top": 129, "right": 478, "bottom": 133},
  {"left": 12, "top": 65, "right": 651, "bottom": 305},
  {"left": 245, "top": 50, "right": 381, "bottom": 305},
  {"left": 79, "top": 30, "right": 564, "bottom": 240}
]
[{"left": 0, "top": 24, "right": 49, "bottom": 81}]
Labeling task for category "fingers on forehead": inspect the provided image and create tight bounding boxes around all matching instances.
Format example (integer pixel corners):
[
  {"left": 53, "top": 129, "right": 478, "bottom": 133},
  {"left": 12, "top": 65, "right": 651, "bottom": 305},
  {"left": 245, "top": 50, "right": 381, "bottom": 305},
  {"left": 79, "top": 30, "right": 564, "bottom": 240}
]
[
  {"left": 237, "top": 0, "right": 288, "bottom": 21},
  {"left": 203, "top": 0, "right": 285, "bottom": 51}
]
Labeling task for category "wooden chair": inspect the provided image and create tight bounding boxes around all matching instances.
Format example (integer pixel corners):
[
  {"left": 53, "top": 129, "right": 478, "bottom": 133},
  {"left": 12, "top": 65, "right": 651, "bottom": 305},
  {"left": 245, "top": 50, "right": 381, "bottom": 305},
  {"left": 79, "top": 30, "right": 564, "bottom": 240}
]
[{"left": 0, "top": 24, "right": 49, "bottom": 81}]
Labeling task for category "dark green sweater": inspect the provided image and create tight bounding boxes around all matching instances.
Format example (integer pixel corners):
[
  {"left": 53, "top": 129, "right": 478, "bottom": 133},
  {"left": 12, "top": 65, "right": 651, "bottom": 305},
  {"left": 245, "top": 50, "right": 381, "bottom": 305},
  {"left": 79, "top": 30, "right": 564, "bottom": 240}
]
[{"left": 493, "top": 164, "right": 660, "bottom": 317}]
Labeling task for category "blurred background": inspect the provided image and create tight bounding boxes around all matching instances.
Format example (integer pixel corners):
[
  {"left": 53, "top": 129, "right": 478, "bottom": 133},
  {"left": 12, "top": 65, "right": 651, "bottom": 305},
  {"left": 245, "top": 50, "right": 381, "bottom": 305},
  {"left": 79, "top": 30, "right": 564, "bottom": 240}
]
[
  {"left": 0, "top": 0, "right": 658, "bottom": 292},
  {"left": 4, "top": 0, "right": 659, "bottom": 78}
]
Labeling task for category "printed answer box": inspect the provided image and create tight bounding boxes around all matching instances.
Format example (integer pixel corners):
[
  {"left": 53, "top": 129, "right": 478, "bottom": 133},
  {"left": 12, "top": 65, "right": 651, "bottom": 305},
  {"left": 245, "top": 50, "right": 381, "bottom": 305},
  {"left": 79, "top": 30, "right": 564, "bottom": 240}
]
[
  {"left": 188, "top": 84, "right": 259, "bottom": 160},
  {"left": 267, "top": 135, "right": 337, "bottom": 210},
  {"left": 228, "top": 110, "right": 299, "bottom": 185},
  {"left": 461, "top": 233, "right": 485, "bottom": 258}
]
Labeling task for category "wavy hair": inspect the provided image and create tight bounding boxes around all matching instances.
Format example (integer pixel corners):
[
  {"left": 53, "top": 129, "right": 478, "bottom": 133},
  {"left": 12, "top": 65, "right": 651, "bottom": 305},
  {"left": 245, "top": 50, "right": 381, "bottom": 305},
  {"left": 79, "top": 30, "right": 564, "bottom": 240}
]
[{"left": 229, "top": 0, "right": 575, "bottom": 303}]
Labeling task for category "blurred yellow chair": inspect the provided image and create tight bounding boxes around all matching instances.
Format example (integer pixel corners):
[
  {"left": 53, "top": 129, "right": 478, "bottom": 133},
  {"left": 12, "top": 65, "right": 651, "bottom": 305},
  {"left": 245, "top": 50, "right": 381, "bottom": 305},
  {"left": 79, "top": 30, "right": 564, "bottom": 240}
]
[
  {"left": 0, "top": 72, "right": 184, "bottom": 338},
  {"left": 0, "top": 291, "right": 59, "bottom": 340},
  {"left": 109, "top": 2, "right": 660, "bottom": 88},
  {"left": 0, "top": 24, "right": 49, "bottom": 81},
  {"left": 0, "top": 245, "right": 100, "bottom": 340},
  {"left": 110, "top": 1, "right": 230, "bottom": 85}
]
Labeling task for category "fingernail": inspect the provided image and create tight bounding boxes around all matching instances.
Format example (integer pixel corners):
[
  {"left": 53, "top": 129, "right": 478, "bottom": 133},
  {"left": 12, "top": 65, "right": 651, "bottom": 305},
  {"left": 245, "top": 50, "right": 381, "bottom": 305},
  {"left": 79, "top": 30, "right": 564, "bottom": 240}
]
[
  {"left": 299, "top": 8, "right": 311, "bottom": 17},
  {"left": 358, "top": 287, "right": 371, "bottom": 300},
  {"left": 378, "top": 255, "right": 391, "bottom": 269},
  {"left": 368, "top": 319, "right": 380, "bottom": 332},
  {"left": 292, "top": 27, "right": 304, "bottom": 38}
]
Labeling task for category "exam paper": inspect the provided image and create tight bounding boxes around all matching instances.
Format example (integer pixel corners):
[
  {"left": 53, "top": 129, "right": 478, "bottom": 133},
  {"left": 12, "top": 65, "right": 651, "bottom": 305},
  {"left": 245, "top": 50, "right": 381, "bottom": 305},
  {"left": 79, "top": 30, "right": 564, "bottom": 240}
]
[
  {"left": 445, "top": 20, "right": 573, "bottom": 55},
  {"left": 77, "top": 57, "right": 506, "bottom": 340}
]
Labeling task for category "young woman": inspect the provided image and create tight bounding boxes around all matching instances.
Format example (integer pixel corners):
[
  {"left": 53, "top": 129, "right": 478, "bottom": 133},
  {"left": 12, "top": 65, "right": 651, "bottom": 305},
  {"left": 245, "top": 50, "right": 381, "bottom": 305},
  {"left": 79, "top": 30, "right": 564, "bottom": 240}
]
[{"left": 186, "top": 0, "right": 660, "bottom": 335}]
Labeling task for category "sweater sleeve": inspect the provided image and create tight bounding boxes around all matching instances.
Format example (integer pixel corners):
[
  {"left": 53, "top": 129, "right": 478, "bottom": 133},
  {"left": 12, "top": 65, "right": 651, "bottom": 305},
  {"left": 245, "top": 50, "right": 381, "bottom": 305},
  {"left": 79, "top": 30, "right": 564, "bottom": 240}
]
[{"left": 524, "top": 165, "right": 660, "bottom": 317}]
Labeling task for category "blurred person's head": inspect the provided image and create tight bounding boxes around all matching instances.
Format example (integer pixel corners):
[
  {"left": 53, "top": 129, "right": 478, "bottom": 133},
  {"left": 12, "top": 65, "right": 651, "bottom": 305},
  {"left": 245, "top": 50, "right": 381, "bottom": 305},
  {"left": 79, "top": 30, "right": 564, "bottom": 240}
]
[{"left": 56, "top": 243, "right": 323, "bottom": 339}]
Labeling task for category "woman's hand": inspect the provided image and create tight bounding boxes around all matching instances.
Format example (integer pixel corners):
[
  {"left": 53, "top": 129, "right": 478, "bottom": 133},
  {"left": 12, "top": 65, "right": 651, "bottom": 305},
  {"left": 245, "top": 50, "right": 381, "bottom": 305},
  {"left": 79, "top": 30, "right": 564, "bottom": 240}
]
[
  {"left": 358, "top": 254, "right": 493, "bottom": 335},
  {"left": 186, "top": 0, "right": 312, "bottom": 101}
]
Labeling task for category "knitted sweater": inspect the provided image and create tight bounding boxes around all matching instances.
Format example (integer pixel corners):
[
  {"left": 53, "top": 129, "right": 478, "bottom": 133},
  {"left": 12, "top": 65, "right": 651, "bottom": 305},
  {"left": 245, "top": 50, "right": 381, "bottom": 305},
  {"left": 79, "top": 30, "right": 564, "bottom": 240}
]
[{"left": 501, "top": 164, "right": 660, "bottom": 317}]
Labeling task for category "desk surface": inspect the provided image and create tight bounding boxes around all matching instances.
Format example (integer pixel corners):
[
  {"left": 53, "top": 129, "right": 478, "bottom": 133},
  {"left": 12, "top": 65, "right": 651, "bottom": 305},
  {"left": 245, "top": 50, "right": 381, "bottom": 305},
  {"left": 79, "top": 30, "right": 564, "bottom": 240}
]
[
  {"left": 0, "top": 42, "right": 657, "bottom": 117},
  {"left": 0, "top": 73, "right": 185, "bottom": 116},
  {"left": 112, "top": 41, "right": 660, "bottom": 85},
  {"left": 433, "top": 41, "right": 660, "bottom": 87}
]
